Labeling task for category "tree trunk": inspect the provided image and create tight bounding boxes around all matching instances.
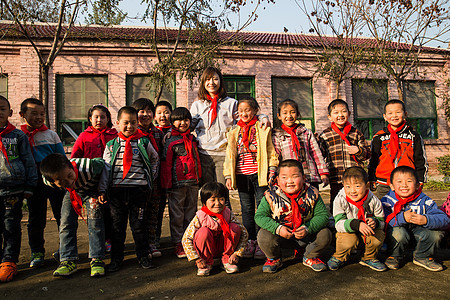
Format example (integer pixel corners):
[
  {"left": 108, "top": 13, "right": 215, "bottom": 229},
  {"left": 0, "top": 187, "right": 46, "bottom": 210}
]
[
  {"left": 396, "top": 79, "right": 404, "bottom": 102},
  {"left": 40, "top": 63, "right": 51, "bottom": 127},
  {"left": 155, "top": 83, "right": 163, "bottom": 103},
  {"left": 335, "top": 81, "right": 340, "bottom": 99}
]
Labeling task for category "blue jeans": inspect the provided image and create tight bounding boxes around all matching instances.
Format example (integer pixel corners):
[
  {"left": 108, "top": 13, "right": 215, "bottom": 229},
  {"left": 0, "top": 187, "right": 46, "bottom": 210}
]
[
  {"left": 236, "top": 174, "right": 267, "bottom": 240},
  {"left": 0, "top": 194, "right": 23, "bottom": 263},
  {"left": 59, "top": 192, "right": 105, "bottom": 261},
  {"left": 386, "top": 226, "right": 444, "bottom": 259}
]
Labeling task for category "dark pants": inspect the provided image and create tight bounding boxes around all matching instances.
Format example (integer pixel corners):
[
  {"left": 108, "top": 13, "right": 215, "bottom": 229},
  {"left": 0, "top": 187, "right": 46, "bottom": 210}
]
[
  {"left": 236, "top": 174, "right": 267, "bottom": 241},
  {"left": 148, "top": 182, "right": 162, "bottom": 245},
  {"left": 155, "top": 190, "right": 167, "bottom": 245},
  {"left": 109, "top": 186, "right": 150, "bottom": 261},
  {"left": 329, "top": 182, "right": 343, "bottom": 213},
  {"left": 0, "top": 193, "right": 23, "bottom": 263},
  {"left": 199, "top": 152, "right": 231, "bottom": 209},
  {"left": 27, "top": 175, "right": 65, "bottom": 254},
  {"left": 257, "top": 227, "right": 332, "bottom": 259}
]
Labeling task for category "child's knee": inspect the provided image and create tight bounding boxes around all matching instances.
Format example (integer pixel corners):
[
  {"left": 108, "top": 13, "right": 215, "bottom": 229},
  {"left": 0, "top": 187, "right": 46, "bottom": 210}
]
[
  {"left": 229, "top": 223, "right": 241, "bottom": 235},
  {"left": 416, "top": 228, "right": 443, "bottom": 244},
  {"left": 194, "top": 227, "right": 214, "bottom": 243},
  {"left": 390, "top": 227, "right": 409, "bottom": 244},
  {"left": 336, "top": 233, "right": 359, "bottom": 250}
]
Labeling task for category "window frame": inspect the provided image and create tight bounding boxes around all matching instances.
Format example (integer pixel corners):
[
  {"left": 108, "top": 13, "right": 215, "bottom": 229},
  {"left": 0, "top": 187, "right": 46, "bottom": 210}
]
[
  {"left": 0, "top": 74, "right": 7, "bottom": 98},
  {"left": 125, "top": 74, "right": 176, "bottom": 107},
  {"left": 223, "top": 76, "right": 255, "bottom": 100}
]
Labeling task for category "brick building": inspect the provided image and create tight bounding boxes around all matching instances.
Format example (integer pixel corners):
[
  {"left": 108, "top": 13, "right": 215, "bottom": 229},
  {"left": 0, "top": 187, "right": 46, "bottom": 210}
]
[{"left": 0, "top": 22, "right": 448, "bottom": 175}]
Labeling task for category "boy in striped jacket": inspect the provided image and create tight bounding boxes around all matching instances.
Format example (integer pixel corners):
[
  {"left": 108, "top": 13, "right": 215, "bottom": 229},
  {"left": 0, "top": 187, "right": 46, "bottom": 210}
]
[{"left": 40, "top": 153, "right": 108, "bottom": 278}]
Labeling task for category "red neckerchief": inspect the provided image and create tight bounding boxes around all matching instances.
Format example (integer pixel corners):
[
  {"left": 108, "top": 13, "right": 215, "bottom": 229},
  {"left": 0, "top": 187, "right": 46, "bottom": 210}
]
[
  {"left": 331, "top": 121, "right": 358, "bottom": 162},
  {"left": 201, "top": 205, "right": 233, "bottom": 244},
  {"left": 20, "top": 124, "right": 48, "bottom": 151},
  {"left": 206, "top": 94, "right": 219, "bottom": 128},
  {"left": 345, "top": 190, "right": 369, "bottom": 223},
  {"left": 0, "top": 122, "right": 16, "bottom": 164},
  {"left": 387, "top": 121, "right": 406, "bottom": 163},
  {"left": 171, "top": 127, "right": 193, "bottom": 158},
  {"left": 90, "top": 126, "right": 108, "bottom": 151},
  {"left": 281, "top": 123, "right": 301, "bottom": 160},
  {"left": 285, "top": 189, "right": 304, "bottom": 231},
  {"left": 66, "top": 161, "right": 84, "bottom": 219},
  {"left": 118, "top": 131, "right": 144, "bottom": 179},
  {"left": 386, "top": 187, "right": 422, "bottom": 228},
  {"left": 237, "top": 116, "right": 257, "bottom": 150},
  {"left": 138, "top": 126, "right": 159, "bottom": 153}
]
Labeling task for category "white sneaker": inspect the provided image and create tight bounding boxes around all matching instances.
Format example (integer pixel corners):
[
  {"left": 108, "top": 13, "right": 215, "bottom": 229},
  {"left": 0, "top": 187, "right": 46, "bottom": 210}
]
[
  {"left": 222, "top": 263, "right": 239, "bottom": 274},
  {"left": 197, "top": 264, "right": 212, "bottom": 276}
]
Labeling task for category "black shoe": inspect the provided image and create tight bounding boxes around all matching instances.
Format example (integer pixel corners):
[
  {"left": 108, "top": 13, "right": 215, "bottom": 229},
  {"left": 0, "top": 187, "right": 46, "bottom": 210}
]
[
  {"left": 139, "top": 256, "right": 154, "bottom": 269},
  {"left": 107, "top": 259, "right": 122, "bottom": 272}
]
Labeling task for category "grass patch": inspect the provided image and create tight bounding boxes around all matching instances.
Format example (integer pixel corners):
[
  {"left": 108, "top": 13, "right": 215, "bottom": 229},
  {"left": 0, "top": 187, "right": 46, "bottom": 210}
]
[{"left": 423, "top": 180, "right": 450, "bottom": 191}]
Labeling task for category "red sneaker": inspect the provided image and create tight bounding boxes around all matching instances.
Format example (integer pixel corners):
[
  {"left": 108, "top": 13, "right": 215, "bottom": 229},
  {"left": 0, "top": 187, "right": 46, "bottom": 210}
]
[
  {"left": 175, "top": 242, "right": 186, "bottom": 258},
  {"left": 0, "top": 262, "right": 18, "bottom": 282}
]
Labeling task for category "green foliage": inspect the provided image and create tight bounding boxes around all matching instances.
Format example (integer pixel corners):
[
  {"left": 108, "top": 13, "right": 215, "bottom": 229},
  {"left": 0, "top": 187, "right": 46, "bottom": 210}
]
[
  {"left": 437, "top": 154, "right": 450, "bottom": 177},
  {"left": 0, "top": 0, "right": 62, "bottom": 23},
  {"left": 423, "top": 180, "right": 450, "bottom": 191},
  {"left": 85, "top": 0, "right": 127, "bottom": 26}
]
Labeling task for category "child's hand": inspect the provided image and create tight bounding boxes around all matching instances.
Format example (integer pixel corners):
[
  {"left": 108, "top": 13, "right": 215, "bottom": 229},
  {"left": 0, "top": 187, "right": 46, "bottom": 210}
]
[
  {"left": 258, "top": 116, "right": 271, "bottom": 129},
  {"left": 23, "top": 192, "right": 33, "bottom": 199},
  {"left": 370, "top": 182, "right": 377, "bottom": 191},
  {"left": 293, "top": 226, "right": 307, "bottom": 239},
  {"left": 98, "top": 193, "right": 107, "bottom": 204},
  {"left": 410, "top": 211, "right": 427, "bottom": 225},
  {"left": 366, "top": 218, "right": 376, "bottom": 229},
  {"left": 347, "top": 145, "right": 360, "bottom": 155},
  {"left": 228, "top": 253, "right": 239, "bottom": 265},
  {"left": 279, "top": 226, "right": 294, "bottom": 239},
  {"left": 359, "top": 221, "right": 375, "bottom": 236},
  {"left": 196, "top": 258, "right": 207, "bottom": 269},
  {"left": 403, "top": 209, "right": 413, "bottom": 223},
  {"left": 225, "top": 178, "right": 233, "bottom": 190},
  {"left": 320, "top": 175, "right": 329, "bottom": 187}
]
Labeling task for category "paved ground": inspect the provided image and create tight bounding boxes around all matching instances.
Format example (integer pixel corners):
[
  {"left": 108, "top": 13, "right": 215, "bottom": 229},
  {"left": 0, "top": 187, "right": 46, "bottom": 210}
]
[{"left": 0, "top": 190, "right": 449, "bottom": 299}]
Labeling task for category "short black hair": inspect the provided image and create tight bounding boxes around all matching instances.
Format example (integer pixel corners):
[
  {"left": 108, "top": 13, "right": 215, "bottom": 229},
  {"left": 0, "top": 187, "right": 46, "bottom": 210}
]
[
  {"left": 40, "top": 153, "right": 73, "bottom": 182},
  {"left": 20, "top": 98, "right": 44, "bottom": 113},
  {"left": 132, "top": 98, "right": 156, "bottom": 115},
  {"left": 170, "top": 107, "right": 192, "bottom": 123},
  {"left": 0, "top": 95, "right": 10, "bottom": 109},
  {"left": 390, "top": 166, "right": 419, "bottom": 184},
  {"left": 277, "top": 159, "right": 304, "bottom": 175},
  {"left": 117, "top": 106, "right": 138, "bottom": 120},
  {"left": 342, "top": 166, "right": 369, "bottom": 183},
  {"left": 238, "top": 96, "right": 260, "bottom": 113},
  {"left": 87, "top": 105, "right": 113, "bottom": 128},
  {"left": 384, "top": 99, "right": 406, "bottom": 113},
  {"left": 278, "top": 99, "right": 300, "bottom": 118},
  {"left": 327, "top": 99, "right": 349, "bottom": 115},
  {"left": 200, "top": 182, "right": 229, "bottom": 205},
  {"left": 155, "top": 100, "right": 173, "bottom": 113}
]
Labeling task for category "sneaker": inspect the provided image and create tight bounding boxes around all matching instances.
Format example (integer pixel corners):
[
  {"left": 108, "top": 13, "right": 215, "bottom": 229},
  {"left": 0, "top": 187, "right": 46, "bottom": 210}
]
[
  {"left": 52, "top": 251, "right": 60, "bottom": 263},
  {"left": 359, "top": 259, "right": 387, "bottom": 272},
  {"left": 262, "top": 258, "right": 282, "bottom": 273},
  {"left": 150, "top": 244, "right": 162, "bottom": 258},
  {"left": 107, "top": 259, "right": 122, "bottom": 272},
  {"left": 105, "top": 240, "right": 112, "bottom": 253},
  {"left": 53, "top": 261, "right": 77, "bottom": 277},
  {"left": 90, "top": 259, "right": 105, "bottom": 277},
  {"left": 254, "top": 244, "right": 265, "bottom": 260},
  {"left": 385, "top": 257, "right": 400, "bottom": 270},
  {"left": 242, "top": 240, "right": 256, "bottom": 258},
  {"left": 175, "top": 243, "right": 186, "bottom": 258},
  {"left": 303, "top": 256, "right": 327, "bottom": 272},
  {"left": 139, "top": 256, "right": 154, "bottom": 269},
  {"left": 327, "top": 257, "right": 345, "bottom": 271},
  {"left": 0, "top": 262, "right": 18, "bottom": 282},
  {"left": 222, "top": 263, "right": 239, "bottom": 274},
  {"left": 30, "top": 252, "right": 45, "bottom": 268},
  {"left": 197, "top": 264, "right": 212, "bottom": 276},
  {"left": 413, "top": 257, "right": 443, "bottom": 272}
]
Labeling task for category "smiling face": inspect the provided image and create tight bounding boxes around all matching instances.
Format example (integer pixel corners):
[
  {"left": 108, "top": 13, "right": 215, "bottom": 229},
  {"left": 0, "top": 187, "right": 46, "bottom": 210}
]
[
  {"left": 137, "top": 107, "right": 154, "bottom": 130},
  {"left": 343, "top": 177, "right": 369, "bottom": 202},
  {"left": 277, "top": 104, "right": 298, "bottom": 128},
  {"left": 52, "top": 166, "right": 77, "bottom": 189},
  {"left": 172, "top": 118, "right": 190, "bottom": 133},
  {"left": 204, "top": 72, "right": 221, "bottom": 97},
  {"left": 277, "top": 166, "right": 305, "bottom": 195},
  {"left": 155, "top": 105, "right": 171, "bottom": 127},
  {"left": 238, "top": 101, "right": 257, "bottom": 123},
  {"left": 0, "top": 99, "right": 12, "bottom": 127},
  {"left": 389, "top": 171, "right": 419, "bottom": 199},
  {"left": 21, "top": 103, "right": 45, "bottom": 130},
  {"left": 205, "top": 195, "right": 226, "bottom": 214},
  {"left": 89, "top": 109, "right": 109, "bottom": 130},
  {"left": 328, "top": 103, "right": 349, "bottom": 128},
  {"left": 117, "top": 112, "right": 138, "bottom": 137},
  {"left": 384, "top": 103, "right": 407, "bottom": 129}
]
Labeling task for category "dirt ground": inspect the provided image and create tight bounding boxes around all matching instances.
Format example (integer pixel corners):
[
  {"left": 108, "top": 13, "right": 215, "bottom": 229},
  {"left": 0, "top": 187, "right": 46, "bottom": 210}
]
[{"left": 0, "top": 190, "right": 449, "bottom": 300}]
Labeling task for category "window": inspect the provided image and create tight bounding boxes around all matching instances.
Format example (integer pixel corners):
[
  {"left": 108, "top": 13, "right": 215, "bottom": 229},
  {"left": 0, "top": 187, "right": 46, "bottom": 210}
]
[
  {"left": 126, "top": 75, "right": 176, "bottom": 108},
  {"left": 403, "top": 80, "right": 437, "bottom": 139},
  {"left": 224, "top": 76, "right": 255, "bottom": 100},
  {"left": 352, "top": 79, "right": 388, "bottom": 139},
  {"left": 272, "top": 77, "right": 314, "bottom": 130},
  {"left": 0, "top": 74, "right": 7, "bottom": 98},
  {"left": 56, "top": 75, "right": 108, "bottom": 145}
]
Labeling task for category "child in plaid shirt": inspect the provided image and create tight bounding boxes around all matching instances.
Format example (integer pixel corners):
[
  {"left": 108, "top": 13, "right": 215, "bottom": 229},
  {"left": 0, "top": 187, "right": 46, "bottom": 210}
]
[
  {"left": 272, "top": 99, "right": 329, "bottom": 190},
  {"left": 319, "top": 99, "right": 370, "bottom": 211}
]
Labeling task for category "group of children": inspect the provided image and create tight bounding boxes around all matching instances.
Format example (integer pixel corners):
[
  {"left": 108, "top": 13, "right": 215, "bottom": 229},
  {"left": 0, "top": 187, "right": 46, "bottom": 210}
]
[{"left": 0, "top": 90, "right": 448, "bottom": 282}]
